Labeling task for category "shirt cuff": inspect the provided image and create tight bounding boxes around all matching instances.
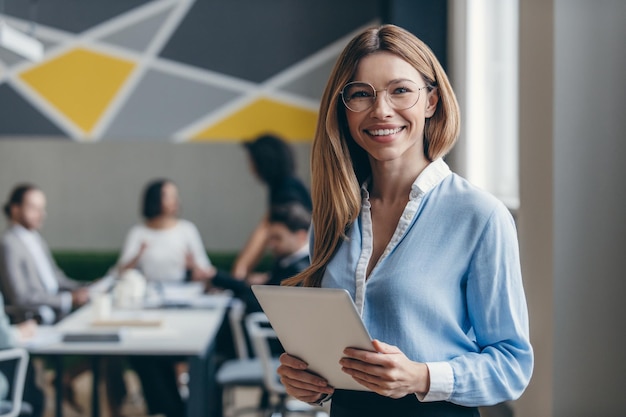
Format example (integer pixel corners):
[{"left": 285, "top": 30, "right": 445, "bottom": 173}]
[
  {"left": 308, "top": 392, "right": 332, "bottom": 406},
  {"left": 60, "top": 291, "right": 73, "bottom": 314},
  {"left": 415, "top": 361, "right": 453, "bottom": 402},
  {"left": 38, "top": 305, "right": 56, "bottom": 325}
]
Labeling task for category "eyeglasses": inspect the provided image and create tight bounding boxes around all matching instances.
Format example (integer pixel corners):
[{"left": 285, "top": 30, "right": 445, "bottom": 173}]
[{"left": 340, "top": 80, "right": 430, "bottom": 112}]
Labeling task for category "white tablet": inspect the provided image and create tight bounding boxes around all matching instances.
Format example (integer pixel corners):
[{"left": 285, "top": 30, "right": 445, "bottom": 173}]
[{"left": 251, "top": 285, "right": 374, "bottom": 391}]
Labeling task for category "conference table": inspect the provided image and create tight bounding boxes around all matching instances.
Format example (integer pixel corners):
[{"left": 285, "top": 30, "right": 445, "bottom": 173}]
[{"left": 22, "top": 283, "right": 232, "bottom": 417}]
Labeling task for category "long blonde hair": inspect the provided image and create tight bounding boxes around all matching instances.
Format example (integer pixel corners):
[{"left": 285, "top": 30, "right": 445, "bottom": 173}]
[{"left": 283, "top": 25, "right": 460, "bottom": 287}]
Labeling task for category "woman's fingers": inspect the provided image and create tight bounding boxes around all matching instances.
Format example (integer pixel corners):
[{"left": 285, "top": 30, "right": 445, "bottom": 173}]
[
  {"left": 277, "top": 364, "right": 333, "bottom": 391},
  {"left": 279, "top": 352, "right": 307, "bottom": 369},
  {"left": 339, "top": 340, "right": 429, "bottom": 398},
  {"left": 280, "top": 373, "right": 333, "bottom": 394},
  {"left": 277, "top": 353, "right": 334, "bottom": 401}
]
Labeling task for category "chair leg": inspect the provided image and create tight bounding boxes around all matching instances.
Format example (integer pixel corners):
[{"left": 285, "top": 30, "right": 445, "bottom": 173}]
[
  {"left": 222, "top": 386, "right": 232, "bottom": 417},
  {"left": 226, "top": 386, "right": 270, "bottom": 417},
  {"left": 264, "top": 393, "right": 287, "bottom": 417}
]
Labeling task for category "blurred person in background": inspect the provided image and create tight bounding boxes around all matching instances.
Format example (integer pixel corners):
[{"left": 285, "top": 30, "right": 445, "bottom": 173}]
[
  {"left": 0, "top": 183, "right": 126, "bottom": 416},
  {"left": 116, "top": 178, "right": 214, "bottom": 283},
  {"left": 0, "top": 184, "right": 89, "bottom": 324},
  {"left": 210, "top": 201, "right": 311, "bottom": 314},
  {"left": 232, "top": 134, "right": 312, "bottom": 279},
  {"left": 207, "top": 202, "right": 311, "bottom": 417},
  {"left": 116, "top": 178, "right": 209, "bottom": 417}
]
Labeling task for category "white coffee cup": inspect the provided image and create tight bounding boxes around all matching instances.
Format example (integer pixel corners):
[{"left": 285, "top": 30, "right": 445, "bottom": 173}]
[{"left": 93, "top": 293, "right": 112, "bottom": 320}]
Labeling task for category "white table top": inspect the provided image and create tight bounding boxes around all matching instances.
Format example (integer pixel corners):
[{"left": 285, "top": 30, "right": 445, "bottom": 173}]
[{"left": 21, "top": 293, "right": 232, "bottom": 356}]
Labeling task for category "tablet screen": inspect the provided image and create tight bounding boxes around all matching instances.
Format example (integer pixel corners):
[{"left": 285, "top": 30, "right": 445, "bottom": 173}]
[{"left": 251, "top": 285, "right": 374, "bottom": 391}]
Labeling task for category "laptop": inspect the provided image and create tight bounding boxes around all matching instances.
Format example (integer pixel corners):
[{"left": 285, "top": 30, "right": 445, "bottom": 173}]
[{"left": 251, "top": 285, "right": 374, "bottom": 391}]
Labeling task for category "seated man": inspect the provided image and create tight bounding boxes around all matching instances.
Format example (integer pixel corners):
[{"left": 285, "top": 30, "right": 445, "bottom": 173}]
[
  {"left": 209, "top": 201, "right": 312, "bottom": 313},
  {"left": 208, "top": 202, "right": 311, "bottom": 417},
  {"left": 0, "top": 184, "right": 89, "bottom": 324},
  {"left": 0, "top": 184, "right": 126, "bottom": 415}
]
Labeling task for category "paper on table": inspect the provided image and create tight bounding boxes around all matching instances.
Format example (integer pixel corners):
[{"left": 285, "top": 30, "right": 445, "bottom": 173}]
[
  {"left": 17, "top": 326, "right": 62, "bottom": 348},
  {"left": 91, "top": 311, "right": 163, "bottom": 327},
  {"left": 189, "top": 294, "right": 231, "bottom": 309},
  {"left": 143, "top": 282, "right": 211, "bottom": 308},
  {"left": 160, "top": 282, "right": 204, "bottom": 300},
  {"left": 125, "top": 327, "right": 179, "bottom": 340}
]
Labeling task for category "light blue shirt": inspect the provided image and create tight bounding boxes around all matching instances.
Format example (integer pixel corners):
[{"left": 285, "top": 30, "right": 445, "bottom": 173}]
[
  {"left": 0, "top": 294, "right": 17, "bottom": 400},
  {"left": 321, "top": 159, "right": 533, "bottom": 406}
]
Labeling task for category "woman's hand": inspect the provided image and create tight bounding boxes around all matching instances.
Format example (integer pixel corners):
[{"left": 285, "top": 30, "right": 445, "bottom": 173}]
[
  {"left": 16, "top": 319, "right": 38, "bottom": 341},
  {"left": 119, "top": 242, "right": 148, "bottom": 272},
  {"left": 71, "top": 287, "right": 91, "bottom": 307},
  {"left": 277, "top": 353, "right": 334, "bottom": 404},
  {"left": 339, "top": 339, "right": 430, "bottom": 398},
  {"left": 246, "top": 272, "right": 269, "bottom": 285},
  {"left": 187, "top": 252, "right": 217, "bottom": 282}
]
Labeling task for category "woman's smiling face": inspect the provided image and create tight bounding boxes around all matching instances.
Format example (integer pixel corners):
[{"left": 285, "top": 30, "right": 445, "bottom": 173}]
[{"left": 345, "top": 51, "right": 438, "bottom": 168}]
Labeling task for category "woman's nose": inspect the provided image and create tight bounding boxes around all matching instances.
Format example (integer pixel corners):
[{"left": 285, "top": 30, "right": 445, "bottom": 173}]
[{"left": 369, "top": 92, "right": 394, "bottom": 117}]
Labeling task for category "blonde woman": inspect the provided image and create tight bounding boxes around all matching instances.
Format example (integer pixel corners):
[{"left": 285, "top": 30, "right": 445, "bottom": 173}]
[{"left": 278, "top": 25, "right": 533, "bottom": 417}]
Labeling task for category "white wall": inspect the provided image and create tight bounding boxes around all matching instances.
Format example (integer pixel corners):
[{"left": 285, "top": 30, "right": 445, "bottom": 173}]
[
  {"left": 0, "top": 140, "right": 312, "bottom": 252},
  {"left": 517, "top": 1, "right": 626, "bottom": 416}
]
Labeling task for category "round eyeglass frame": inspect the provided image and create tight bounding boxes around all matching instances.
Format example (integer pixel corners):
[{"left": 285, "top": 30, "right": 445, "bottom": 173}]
[{"left": 339, "top": 80, "right": 430, "bottom": 113}]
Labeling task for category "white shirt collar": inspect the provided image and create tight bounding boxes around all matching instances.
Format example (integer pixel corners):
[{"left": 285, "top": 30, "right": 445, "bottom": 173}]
[
  {"left": 12, "top": 223, "right": 39, "bottom": 240},
  {"left": 279, "top": 243, "right": 310, "bottom": 268},
  {"left": 360, "top": 158, "right": 452, "bottom": 201}
]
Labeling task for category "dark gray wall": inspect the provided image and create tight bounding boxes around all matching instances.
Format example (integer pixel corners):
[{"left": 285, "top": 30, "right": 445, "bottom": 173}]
[
  {"left": 517, "top": 0, "right": 626, "bottom": 416},
  {"left": 382, "top": 0, "right": 448, "bottom": 70},
  {"left": 553, "top": 0, "right": 626, "bottom": 415}
]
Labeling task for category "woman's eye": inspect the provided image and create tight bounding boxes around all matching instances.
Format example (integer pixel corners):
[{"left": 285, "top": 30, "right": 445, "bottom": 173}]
[{"left": 351, "top": 90, "right": 372, "bottom": 99}]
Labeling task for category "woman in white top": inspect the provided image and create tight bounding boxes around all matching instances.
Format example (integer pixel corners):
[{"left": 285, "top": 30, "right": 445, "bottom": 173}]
[{"left": 117, "top": 179, "right": 214, "bottom": 283}]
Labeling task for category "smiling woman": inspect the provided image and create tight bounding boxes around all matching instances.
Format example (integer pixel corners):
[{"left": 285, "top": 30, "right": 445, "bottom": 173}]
[
  {"left": 278, "top": 24, "right": 533, "bottom": 417},
  {"left": 343, "top": 52, "right": 438, "bottom": 175}
]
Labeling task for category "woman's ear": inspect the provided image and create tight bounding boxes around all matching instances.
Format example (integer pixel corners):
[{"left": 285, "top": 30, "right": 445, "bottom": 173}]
[
  {"left": 9, "top": 204, "right": 18, "bottom": 221},
  {"left": 425, "top": 88, "right": 439, "bottom": 118}
]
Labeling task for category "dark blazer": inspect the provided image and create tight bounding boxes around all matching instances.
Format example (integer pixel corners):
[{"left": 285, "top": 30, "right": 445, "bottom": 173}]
[
  {"left": 0, "top": 225, "right": 81, "bottom": 320},
  {"left": 212, "top": 252, "right": 310, "bottom": 314},
  {"left": 265, "top": 254, "right": 310, "bottom": 286}
]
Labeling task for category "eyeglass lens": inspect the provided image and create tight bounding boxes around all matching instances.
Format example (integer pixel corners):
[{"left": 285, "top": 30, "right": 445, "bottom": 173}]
[{"left": 341, "top": 80, "right": 423, "bottom": 112}]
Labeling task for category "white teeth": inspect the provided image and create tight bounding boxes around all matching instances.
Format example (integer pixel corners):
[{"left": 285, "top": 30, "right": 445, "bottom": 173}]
[{"left": 368, "top": 127, "right": 402, "bottom": 136}]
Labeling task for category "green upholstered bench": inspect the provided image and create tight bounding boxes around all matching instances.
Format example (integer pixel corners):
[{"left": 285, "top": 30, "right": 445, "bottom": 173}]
[{"left": 52, "top": 251, "right": 271, "bottom": 282}]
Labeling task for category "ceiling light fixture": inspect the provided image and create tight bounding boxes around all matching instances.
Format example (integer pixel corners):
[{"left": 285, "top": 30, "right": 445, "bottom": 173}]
[
  {"left": 0, "top": 19, "right": 44, "bottom": 61},
  {"left": 0, "top": 0, "right": 44, "bottom": 62}
]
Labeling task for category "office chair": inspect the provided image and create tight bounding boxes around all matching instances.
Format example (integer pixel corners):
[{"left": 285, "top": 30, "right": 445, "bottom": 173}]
[
  {"left": 245, "top": 312, "right": 326, "bottom": 417},
  {"left": 0, "top": 348, "right": 31, "bottom": 417},
  {"left": 215, "top": 298, "right": 266, "bottom": 417}
]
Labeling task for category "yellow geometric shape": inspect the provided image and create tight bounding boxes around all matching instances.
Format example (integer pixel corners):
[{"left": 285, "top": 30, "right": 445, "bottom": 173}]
[
  {"left": 20, "top": 47, "right": 135, "bottom": 135},
  {"left": 191, "top": 97, "right": 317, "bottom": 142}
]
